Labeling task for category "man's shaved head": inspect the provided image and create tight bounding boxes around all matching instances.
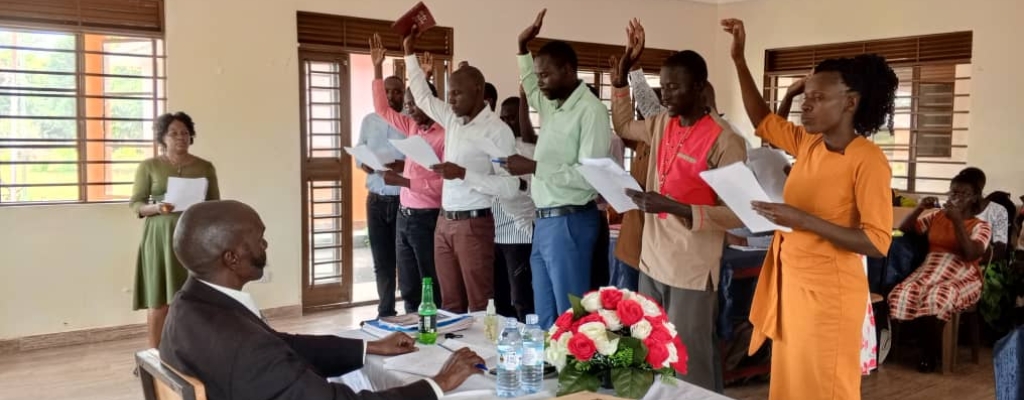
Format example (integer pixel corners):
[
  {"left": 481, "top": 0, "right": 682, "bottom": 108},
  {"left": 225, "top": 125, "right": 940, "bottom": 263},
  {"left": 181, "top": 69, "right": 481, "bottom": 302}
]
[
  {"left": 173, "top": 200, "right": 267, "bottom": 284},
  {"left": 447, "top": 65, "right": 487, "bottom": 118}
]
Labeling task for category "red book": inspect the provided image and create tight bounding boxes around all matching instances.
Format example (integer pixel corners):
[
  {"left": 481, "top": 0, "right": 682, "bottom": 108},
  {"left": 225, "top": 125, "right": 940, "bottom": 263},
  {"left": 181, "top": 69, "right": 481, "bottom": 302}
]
[{"left": 391, "top": 2, "right": 436, "bottom": 37}]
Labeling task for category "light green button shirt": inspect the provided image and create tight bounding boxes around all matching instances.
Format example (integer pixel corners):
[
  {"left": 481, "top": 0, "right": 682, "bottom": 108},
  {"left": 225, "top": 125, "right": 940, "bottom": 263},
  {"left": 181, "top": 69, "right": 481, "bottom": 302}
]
[{"left": 518, "top": 53, "right": 612, "bottom": 208}]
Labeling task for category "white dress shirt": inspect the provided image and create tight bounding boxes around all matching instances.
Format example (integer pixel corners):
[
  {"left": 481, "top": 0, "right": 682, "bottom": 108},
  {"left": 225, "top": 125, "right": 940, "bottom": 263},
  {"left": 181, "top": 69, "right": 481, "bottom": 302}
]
[
  {"left": 198, "top": 280, "right": 447, "bottom": 398},
  {"left": 405, "top": 55, "right": 520, "bottom": 212}
]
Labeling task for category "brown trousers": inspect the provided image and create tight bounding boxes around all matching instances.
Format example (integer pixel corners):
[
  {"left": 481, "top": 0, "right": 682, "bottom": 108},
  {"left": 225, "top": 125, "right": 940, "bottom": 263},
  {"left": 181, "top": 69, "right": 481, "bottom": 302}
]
[{"left": 433, "top": 215, "right": 495, "bottom": 313}]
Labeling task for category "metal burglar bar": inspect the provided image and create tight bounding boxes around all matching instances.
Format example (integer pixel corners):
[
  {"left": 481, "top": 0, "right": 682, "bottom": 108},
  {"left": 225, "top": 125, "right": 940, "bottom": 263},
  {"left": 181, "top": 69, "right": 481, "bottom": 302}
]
[{"left": 0, "top": 27, "right": 165, "bottom": 204}]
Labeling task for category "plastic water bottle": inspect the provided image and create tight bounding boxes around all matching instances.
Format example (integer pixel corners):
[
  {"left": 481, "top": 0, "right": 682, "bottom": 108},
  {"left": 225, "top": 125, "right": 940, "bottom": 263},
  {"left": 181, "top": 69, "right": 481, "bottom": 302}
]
[
  {"left": 521, "top": 314, "right": 545, "bottom": 394},
  {"left": 496, "top": 317, "right": 522, "bottom": 397}
]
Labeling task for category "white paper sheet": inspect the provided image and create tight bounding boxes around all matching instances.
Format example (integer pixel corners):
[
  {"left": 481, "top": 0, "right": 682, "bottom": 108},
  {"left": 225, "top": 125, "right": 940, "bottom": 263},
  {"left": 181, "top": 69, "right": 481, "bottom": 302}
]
[
  {"left": 389, "top": 136, "right": 441, "bottom": 169},
  {"left": 698, "top": 162, "right": 791, "bottom": 234},
  {"left": 382, "top": 345, "right": 452, "bottom": 377},
  {"left": 439, "top": 338, "right": 498, "bottom": 368},
  {"left": 466, "top": 135, "right": 514, "bottom": 158},
  {"left": 747, "top": 147, "right": 789, "bottom": 203},
  {"left": 164, "top": 177, "right": 208, "bottom": 212},
  {"left": 575, "top": 158, "right": 642, "bottom": 212},
  {"left": 344, "top": 145, "right": 393, "bottom": 171}
]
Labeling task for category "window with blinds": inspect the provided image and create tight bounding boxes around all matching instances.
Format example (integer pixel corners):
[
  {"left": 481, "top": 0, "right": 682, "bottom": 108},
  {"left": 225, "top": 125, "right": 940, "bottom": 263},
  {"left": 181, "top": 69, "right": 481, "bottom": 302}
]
[
  {"left": 525, "top": 38, "right": 670, "bottom": 171},
  {"left": 0, "top": 0, "right": 164, "bottom": 205},
  {"left": 764, "top": 31, "right": 972, "bottom": 195}
]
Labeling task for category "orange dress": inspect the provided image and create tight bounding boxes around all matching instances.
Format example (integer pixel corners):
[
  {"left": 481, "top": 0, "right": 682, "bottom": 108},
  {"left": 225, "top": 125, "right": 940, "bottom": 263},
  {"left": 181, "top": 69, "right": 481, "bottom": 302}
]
[{"left": 748, "top": 115, "right": 893, "bottom": 400}]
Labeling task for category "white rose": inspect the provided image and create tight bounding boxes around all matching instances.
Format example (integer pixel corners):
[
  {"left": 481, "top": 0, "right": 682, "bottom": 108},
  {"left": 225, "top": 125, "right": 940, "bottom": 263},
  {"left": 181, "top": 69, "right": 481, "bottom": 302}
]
[
  {"left": 639, "top": 297, "right": 662, "bottom": 317},
  {"left": 581, "top": 292, "right": 602, "bottom": 312},
  {"left": 545, "top": 332, "right": 572, "bottom": 371},
  {"left": 594, "top": 335, "right": 621, "bottom": 356},
  {"left": 598, "top": 309, "right": 623, "bottom": 331},
  {"left": 620, "top": 290, "right": 636, "bottom": 302},
  {"left": 663, "top": 321, "right": 678, "bottom": 338},
  {"left": 577, "top": 322, "right": 608, "bottom": 342},
  {"left": 630, "top": 319, "right": 653, "bottom": 341},
  {"left": 665, "top": 343, "right": 679, "bottom": 366}
]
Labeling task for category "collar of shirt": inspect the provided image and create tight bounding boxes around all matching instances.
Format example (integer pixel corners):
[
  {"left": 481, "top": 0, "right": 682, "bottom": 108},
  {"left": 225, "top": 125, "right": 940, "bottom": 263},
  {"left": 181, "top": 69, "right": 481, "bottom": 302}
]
[
  {"left": 199, "top": 280, "right": 262, "bottom": 318},
  {"left": 555, "top": 81, "right": 591, "bottom": 112},
  {"left": 459, "top": 105, "right": 500, "bottom": 127}
]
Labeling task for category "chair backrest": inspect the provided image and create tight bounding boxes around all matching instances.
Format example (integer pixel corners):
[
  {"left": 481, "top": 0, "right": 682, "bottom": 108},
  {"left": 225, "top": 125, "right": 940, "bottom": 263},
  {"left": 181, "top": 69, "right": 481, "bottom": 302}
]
[{"left": 135, "top": 349, "right": 207, "bottom": 400}]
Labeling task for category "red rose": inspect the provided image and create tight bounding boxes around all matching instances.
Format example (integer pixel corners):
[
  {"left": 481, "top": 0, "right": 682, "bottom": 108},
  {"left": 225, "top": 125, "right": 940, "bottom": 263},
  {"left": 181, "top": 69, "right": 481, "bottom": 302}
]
[
  {"left": 616, "top": 300, "right": 645, "bottom": 326},
  {"left": 600, "top": 289, "right": 624, "bottom": 310},
  {"left": 571, "top": 313, "right": 605, "bottom": 332},
  {"left": 644, "top": 337, "right": 670, "bottom": 368},
  {"left": 568, "top": 333, "right": 598, "bottom": 361},
  {"left": 647, "top": 321, "right": 673, "bottom": 343},
  {"left": 671, "top": 338, "right": 688, "bottom": 375},
  {"left": 551, "top": 327, "right": 566, "bottom": 341},
  {"left": 555, "top": 311, "right": 575, "bottom": 331}
]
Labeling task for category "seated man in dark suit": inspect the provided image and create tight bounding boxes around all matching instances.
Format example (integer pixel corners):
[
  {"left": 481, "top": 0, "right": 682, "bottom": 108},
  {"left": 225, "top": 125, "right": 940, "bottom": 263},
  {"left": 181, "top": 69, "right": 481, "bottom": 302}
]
[{"left": 160, "top": 200, "right": 484, "bottom": 400}]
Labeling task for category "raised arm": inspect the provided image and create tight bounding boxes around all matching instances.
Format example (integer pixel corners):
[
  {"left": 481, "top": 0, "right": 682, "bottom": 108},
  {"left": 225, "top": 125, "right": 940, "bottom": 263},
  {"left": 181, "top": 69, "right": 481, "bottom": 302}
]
[
  {"left": 776, "top": 76, "right": 806, "bottom": 120},
  {"left": 610, "top": 19, "right": 655, "bottom": 143},
  {"left": 517, "top": 9, "right": 547, "bottom": 112},
  {"left": 518, "top": 86, "right": 538, "bottom": 144},
  {"left": 722, "top": 19, "right": 772, "bottom": 130},
  {"left": 403, "top": 28, "right": 454, "bottom": 127},
  {"left": 370, "top": 33, "right": 415, "bottom": 136}
]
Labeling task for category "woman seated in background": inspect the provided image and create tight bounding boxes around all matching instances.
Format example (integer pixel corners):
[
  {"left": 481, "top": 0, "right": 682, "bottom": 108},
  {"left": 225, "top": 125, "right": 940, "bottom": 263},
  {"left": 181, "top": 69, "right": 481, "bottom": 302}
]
[{"left": 888, "top": 171, "right": 991, "bottom": 373}]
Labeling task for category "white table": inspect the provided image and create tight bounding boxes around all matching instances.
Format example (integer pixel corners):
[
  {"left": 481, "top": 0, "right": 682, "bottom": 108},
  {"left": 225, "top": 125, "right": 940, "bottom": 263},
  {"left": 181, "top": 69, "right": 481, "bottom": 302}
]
[{"left": 332, "top": 315, "right": 734, "bottom": 400}]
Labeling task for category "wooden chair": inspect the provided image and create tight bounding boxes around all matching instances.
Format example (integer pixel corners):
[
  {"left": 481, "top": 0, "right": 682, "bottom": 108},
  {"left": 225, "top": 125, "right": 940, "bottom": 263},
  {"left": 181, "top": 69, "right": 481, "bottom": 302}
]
[
  {"left": 940, "top": 304, "right": 983, "bottom": 375},
  {"left": 135, "top": 349, "right": 207, "bottom": 400}
]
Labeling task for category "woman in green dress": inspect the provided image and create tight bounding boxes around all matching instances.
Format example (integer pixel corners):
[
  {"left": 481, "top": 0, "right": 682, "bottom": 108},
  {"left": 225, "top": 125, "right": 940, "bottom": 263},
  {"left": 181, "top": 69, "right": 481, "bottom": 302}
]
[{"left": 130, "top": 112, "right": 220, "bottom": 348}]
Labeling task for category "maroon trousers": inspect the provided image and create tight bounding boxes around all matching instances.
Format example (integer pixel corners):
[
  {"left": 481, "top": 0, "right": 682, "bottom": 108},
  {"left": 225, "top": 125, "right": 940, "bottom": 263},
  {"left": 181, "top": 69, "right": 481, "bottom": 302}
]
[{"left": 433, "top": 215, "right": 495, "bottom": 313}]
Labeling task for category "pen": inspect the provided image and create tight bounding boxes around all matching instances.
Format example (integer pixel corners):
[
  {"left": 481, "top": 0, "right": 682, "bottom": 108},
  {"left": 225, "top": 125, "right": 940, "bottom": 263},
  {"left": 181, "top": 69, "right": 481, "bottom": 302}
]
[
  {"left": 491, "top": 158, "right": 507, "bottom": 164},
  {"left": 474, "top": 363, "right": 489, "bottom": 372}
]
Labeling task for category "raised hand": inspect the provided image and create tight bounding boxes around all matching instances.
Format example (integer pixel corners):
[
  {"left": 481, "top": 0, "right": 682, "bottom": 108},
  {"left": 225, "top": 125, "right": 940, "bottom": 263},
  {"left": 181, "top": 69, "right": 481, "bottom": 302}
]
[
  {"left": 721, "top": 18, "right": 746, "bottom": 62},
  {"left": 518, "top": 9, "right": 547, "bottom": 54},
  {"left": 419, "top": 52, "right": 434, "bottom": 78},
  {"left": 612, "top": 18, "right": 646, "bottom": 88},
  {"left": 370, "top": 33, "right": 386, "bottom": 67},
  {"left": 402, "top": 24, "right": 421, "bottom": 56}
]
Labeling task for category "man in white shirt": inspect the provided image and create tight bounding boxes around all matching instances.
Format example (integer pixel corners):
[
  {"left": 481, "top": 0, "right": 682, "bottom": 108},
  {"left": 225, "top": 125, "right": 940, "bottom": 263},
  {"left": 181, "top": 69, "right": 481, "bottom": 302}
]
[
  {"left": 160, "top": 200, "right": 484, "bottom": 400},
  {"left": 403, "top": 29, "right": 521, "bottom": 313}
]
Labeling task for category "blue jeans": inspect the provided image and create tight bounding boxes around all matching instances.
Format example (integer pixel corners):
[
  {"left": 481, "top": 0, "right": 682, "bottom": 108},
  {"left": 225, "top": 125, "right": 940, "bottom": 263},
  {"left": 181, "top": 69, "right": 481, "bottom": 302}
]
[
  {"left": 531, "top": 207, "right": 600, "bottom": 329},
  {"left": 608, "top": 236, "right": 639, "bottom": 291}
]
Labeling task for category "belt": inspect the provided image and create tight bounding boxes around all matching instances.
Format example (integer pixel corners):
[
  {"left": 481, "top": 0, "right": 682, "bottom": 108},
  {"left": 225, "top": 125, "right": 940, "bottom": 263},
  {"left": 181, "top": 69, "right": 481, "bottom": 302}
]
[
  {"left": 369, "top": 193, "right": 400, "bottom": 201},
  {"left": 400, "top": 206, "right": 440, "bottom": 217},
  {"left": 443, "top": 208, "right": 492, "bottom": 221},
  {"left": 535, "top": 201, "right": 596, "bottom": 219}
]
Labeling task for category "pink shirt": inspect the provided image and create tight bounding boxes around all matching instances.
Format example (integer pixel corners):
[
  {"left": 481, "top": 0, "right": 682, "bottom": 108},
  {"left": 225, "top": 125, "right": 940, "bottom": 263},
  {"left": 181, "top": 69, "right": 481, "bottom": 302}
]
[{"left": 373, "top": 79, "right": 445, "bottom": 209}]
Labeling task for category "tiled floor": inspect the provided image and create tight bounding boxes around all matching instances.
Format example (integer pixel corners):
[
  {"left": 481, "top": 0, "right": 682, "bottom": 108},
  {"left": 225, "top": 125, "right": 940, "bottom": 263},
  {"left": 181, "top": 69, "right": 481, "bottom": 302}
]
[{"left": 0, "top": 303, "right": 997, "bottom": 400}]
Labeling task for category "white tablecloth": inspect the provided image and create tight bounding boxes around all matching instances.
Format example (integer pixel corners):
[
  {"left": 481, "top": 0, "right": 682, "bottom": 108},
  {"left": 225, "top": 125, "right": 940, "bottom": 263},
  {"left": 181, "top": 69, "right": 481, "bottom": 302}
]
[{"left": 331, "top": 315, "right": 734, "bottom": 400}]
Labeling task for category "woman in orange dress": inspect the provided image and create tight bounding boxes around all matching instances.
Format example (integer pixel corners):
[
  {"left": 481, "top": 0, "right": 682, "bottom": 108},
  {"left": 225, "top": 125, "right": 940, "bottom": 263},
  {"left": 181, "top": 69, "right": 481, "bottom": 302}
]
[
  {"left": 723, "top": 19, "right": 897, "bottom": 399},
  {"left": 889, "top": 172, "right": 991, "bottom": 372}
]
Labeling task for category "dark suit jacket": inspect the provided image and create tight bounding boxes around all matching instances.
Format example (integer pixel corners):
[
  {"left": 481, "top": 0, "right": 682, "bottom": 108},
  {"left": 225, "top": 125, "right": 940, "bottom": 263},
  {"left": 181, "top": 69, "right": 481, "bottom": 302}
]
[{"left": 159, "top": 278, "right": 438, "bottom": 400}]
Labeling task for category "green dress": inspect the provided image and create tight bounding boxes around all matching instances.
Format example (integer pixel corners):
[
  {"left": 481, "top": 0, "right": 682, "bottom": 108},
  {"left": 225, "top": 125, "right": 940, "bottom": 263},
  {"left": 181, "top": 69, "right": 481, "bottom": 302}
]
[{"left": 130, "top": 156, "right": 220, "bottom": 310}]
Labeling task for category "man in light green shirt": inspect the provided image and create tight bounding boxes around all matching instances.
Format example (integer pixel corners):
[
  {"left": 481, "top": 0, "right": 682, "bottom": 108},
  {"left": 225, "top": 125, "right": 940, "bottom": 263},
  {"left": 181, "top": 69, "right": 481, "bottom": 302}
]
[{"left": 504, "top": 10, "right": 612, "bottom": 328}]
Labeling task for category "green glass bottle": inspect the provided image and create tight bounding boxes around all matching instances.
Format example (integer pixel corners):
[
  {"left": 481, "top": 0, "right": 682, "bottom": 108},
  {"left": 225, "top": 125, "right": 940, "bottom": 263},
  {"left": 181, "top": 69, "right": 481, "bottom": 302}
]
[{"left": 418, "top": 277, "right": 438, "bottom": 344}]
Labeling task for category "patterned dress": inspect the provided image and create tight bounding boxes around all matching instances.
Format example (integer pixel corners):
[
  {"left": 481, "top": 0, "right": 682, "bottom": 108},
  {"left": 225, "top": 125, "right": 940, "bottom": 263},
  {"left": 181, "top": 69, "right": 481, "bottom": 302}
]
[{"left": 889, "top": 209, "right": 991, "bottom": 321}]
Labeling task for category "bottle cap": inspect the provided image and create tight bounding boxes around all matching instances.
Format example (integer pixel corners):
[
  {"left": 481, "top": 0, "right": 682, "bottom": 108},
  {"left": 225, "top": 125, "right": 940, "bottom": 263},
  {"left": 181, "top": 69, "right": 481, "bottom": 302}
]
[
  {"left": 525, "top": 314, "right": 538, "bottom": 325},
  {"left": 506, "top": 317, "right": 519, "bottom": 326},
  {"left": 486, "top": 298, "right": 495, "bottom": 314}
]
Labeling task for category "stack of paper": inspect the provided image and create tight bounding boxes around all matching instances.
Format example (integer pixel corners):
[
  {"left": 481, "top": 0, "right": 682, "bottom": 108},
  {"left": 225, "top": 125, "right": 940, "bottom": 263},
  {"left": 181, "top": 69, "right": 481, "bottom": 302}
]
[
  {"left": 383, "top": 338, "right": 498, "bottom": 377},
  {"left": 361, "top": 310, "right": 474, "bottom": 338}
]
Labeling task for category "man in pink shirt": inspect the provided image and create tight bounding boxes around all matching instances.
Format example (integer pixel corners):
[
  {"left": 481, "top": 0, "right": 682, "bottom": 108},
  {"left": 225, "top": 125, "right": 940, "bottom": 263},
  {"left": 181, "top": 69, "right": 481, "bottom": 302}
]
[{"left": 370, "top": 35, "right": 446, "bottom": 313}]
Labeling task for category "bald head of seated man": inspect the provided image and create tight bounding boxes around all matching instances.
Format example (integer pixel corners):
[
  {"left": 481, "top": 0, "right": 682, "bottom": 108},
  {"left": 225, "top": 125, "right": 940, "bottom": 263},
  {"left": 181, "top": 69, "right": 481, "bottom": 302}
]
[{"left": 160, "top": 200, "right": 484, "bottom": 400}]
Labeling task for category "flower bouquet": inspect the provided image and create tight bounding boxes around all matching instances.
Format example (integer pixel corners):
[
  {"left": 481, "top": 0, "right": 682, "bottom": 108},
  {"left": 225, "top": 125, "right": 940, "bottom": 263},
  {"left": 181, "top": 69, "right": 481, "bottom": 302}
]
[{"left": 545, "top": 287, "right": 687, "bottom": 399}]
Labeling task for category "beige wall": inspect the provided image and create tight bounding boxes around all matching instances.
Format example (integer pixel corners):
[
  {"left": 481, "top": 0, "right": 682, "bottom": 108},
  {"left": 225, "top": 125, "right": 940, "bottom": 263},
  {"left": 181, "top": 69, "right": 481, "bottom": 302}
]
[
  {"left": 0, "top": 0, "right": 716, "bottom": 339},
  {"left": 5, "top": 0, "right": 1021, "bottom": 340},
  {"left": 714, "top": 0, "right": 1024, "bottom": 196}
]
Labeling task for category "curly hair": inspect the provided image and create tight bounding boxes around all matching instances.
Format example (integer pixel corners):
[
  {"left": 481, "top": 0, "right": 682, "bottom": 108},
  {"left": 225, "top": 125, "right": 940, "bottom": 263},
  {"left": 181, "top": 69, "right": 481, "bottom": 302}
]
[
  {"left": 814, "top": 54, "right": 898, "bottom": 136},
  {"left": 154, "top": 112, "right": 196, "bottom": 148}
]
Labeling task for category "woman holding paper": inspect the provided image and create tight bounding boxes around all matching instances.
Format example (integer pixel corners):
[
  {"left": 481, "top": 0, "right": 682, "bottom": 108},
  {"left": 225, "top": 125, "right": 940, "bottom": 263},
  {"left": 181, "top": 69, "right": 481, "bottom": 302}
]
[
  {"left": 129, "top": 112, "right": 220, "bottom": 348},
  {"left": 725, "top": 19, "right": 896, "bottom": 399}
]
